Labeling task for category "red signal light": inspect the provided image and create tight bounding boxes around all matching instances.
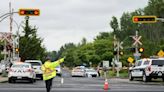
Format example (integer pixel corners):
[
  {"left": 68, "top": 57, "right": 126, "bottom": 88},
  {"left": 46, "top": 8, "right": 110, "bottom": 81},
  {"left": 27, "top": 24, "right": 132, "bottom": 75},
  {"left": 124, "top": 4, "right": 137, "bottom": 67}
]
[
  {"left": 132, "top": 16, "right": 156, "bottom": 23},
  {"left": 34, "top": 10, "right": 39, "bottom": 15},
  {"left": 133, "top": 17, "right": 138, "bottom": 22},
  {"left": 20, "top": 10, "right": 25, "bottom": 15},
  {"left": 19, "top": 9, "right": 40, "bottom": 16}
]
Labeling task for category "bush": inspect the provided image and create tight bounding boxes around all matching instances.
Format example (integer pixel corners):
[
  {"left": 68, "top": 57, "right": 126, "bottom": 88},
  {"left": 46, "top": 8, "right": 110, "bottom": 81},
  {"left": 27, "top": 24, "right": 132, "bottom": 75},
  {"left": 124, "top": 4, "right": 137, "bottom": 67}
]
[
  {"left": 119, "top": 69, "right": 128, "bottom": 73},
  {"left": 119, "top": 69, "right": 128, "bottom": 78}
]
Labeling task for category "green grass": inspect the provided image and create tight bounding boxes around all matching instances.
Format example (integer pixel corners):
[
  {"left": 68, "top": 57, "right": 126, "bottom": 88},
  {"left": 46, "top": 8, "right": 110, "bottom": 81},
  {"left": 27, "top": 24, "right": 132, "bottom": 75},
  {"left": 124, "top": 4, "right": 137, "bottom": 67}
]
[{"left": 100, "top": 69, "right": 128, "bottom": 78}]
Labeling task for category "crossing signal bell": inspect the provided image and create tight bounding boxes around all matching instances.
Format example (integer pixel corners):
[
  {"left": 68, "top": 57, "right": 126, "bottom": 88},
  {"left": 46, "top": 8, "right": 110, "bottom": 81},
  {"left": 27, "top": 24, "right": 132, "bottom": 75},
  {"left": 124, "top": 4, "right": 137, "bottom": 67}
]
[
  {"left": 113, "top": 51, "right": 124, "bottom": 55},
  {"left": 133, "top": 16, "right": 157, "bottom": 23},
  {"left": 19, "top": 9, "right": 40, "bottom": 16}
]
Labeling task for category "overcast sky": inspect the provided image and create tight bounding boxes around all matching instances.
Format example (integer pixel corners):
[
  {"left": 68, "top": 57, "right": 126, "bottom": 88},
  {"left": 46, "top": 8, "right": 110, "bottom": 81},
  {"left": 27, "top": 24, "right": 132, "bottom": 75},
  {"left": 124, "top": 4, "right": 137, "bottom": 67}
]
[{"left": 0, "top": 0, "right": 148, "bottom": 51}]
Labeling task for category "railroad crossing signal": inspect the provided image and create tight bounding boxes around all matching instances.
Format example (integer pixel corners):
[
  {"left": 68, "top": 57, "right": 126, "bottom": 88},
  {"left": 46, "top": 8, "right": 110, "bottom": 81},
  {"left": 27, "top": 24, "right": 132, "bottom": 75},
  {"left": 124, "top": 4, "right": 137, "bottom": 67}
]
[
  {"left": 132, "top": 36, "right": 142, "bottom": 46},
  {"left": 132, "top": 16, "right": 157, "bottom": 23},
  {"left": 15, "top": 48, "right": 19, "bottom": 53},
  {"left": 119, "top": 51, "right": 124, "bottom": 55},
  {"left": 138, "top": 47, "right": 144, "bottom": 53},
  {"left": 19, "top": 9, "right": 40, "bottom": 16}
]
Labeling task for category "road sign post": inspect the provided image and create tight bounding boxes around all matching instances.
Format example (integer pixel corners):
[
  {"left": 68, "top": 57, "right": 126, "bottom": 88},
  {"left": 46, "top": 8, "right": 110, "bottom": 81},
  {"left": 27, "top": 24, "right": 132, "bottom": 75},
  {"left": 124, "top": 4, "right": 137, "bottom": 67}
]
[{"left": 131, "top": 31, "right": 142, "bottom": 61}]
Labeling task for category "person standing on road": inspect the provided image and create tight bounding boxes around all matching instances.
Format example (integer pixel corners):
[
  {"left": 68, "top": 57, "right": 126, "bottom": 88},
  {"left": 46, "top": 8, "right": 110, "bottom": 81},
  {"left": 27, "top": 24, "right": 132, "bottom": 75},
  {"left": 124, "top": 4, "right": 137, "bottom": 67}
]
[{"left": 41, "top": 56, "right": 64, "bottom": 92}]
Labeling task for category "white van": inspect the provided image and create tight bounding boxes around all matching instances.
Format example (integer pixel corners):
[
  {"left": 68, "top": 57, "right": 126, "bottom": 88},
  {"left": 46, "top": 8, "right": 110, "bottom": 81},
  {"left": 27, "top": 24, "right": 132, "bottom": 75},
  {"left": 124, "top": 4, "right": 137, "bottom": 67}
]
[
  {"left": 25, "top": 60, "right": 43, "bottom": 79},
  {"left": 55, "top": 65, "right": 62, "bottom": 76}
]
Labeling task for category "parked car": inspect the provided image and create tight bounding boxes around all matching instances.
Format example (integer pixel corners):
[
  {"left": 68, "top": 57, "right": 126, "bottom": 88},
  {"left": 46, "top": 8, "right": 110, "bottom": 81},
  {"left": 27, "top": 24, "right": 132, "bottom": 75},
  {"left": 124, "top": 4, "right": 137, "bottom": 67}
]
[
  {"left": 55, "top": 65, "right": 62, "bottom": 76},
  {"left": 0, "top": 63, "right": 5, "bottom": 74},
  {"left": 85, "top": 68, "right": 99, "bottom": 77},
  {"left": 0, "top": 63, "right": 8, "bottom": 74},
  {"left": 8, "top": 62, "right": 36, "bottom": 83},
  {"left": 71, "top": 67, "right": 85, "bottom": 77},
  {"left": 25, "top": 60, "right": 43, "bottom": 79},
  {"left": 129, "top": 58, "right": 164, "bottom": 82},
  {"left": 0, "top": 64, "right": 2, "bottom": 74}
]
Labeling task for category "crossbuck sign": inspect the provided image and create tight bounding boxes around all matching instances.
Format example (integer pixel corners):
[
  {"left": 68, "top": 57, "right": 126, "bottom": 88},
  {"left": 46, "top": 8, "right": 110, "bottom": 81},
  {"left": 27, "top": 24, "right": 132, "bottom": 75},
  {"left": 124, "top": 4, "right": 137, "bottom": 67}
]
[
  {"left": 0, "top": 32, "right": 12, "bottom": 44},
  {"left": 114, "top": 41, "right": 123, "bottom": 51},
  {"left": 132, "top": 36, "right": 142, "bottom": 46}
]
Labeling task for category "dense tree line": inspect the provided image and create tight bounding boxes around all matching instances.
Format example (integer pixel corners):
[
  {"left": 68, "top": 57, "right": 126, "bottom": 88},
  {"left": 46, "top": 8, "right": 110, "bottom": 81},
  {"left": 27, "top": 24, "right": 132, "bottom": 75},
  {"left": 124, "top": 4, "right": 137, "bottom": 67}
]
[{"left": 53, "top": 0, "right": 164, "bottom": 67}]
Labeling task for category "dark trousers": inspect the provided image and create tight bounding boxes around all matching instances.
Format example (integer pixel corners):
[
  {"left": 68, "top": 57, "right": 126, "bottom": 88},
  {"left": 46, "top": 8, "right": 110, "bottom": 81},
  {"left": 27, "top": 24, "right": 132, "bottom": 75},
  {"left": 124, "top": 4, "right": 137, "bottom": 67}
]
[{"left": 45, "top": 78, "right": 53, "bottom": 92}]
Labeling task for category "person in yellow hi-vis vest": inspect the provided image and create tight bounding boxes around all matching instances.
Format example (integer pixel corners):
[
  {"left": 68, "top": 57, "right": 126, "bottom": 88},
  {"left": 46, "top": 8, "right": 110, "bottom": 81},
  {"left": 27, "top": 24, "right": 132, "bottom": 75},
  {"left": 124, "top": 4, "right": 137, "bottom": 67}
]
[{"left": 41, "top": 56, "right": 64, "bottom": 92}]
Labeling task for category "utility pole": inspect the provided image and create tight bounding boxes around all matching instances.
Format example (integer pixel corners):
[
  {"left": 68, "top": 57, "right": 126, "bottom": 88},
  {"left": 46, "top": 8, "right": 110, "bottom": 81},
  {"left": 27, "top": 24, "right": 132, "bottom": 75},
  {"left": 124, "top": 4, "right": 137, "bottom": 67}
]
[{"left": 9, "top": 2, "right": 13, "bottom": 62}]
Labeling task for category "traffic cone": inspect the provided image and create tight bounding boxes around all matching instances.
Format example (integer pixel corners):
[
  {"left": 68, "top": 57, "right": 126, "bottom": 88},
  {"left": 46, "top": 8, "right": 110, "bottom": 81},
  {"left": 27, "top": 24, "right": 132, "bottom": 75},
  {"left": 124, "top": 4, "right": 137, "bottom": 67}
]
[{"left": 104, "top": 79, "right": 109, "bottom": 90}]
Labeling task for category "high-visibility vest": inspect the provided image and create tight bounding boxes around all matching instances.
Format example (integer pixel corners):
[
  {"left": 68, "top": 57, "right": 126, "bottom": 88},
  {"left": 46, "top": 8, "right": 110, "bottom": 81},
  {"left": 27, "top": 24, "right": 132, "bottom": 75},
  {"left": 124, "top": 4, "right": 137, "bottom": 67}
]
[{"left": 41, "top": 58, "right": 64, "bottom": 80}]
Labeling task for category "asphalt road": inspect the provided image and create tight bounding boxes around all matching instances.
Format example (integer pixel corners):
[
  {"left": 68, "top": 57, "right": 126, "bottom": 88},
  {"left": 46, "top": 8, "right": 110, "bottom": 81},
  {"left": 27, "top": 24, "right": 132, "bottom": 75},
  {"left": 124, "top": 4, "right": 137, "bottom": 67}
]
[{"left": 0, "top": 69, "right": 164, "bottom": 92}]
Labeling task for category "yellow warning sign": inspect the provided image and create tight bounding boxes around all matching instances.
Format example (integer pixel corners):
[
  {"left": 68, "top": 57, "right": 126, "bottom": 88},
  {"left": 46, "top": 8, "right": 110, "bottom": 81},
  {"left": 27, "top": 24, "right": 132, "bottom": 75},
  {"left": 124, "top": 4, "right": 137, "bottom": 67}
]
[
  {"left": 157, "top": 50, "right": 164, "bottom": 57},
  {"left": 127, "top": 57, "right": 134, "bottom": 63}
]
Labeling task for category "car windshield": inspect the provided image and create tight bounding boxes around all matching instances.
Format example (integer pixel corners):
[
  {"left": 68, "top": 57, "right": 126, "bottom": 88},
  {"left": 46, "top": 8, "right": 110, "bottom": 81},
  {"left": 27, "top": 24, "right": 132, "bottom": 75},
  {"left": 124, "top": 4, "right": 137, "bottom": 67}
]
[
  {"left": 12, "top": 64, "right": 29, "bottom": 68},
  {"left": 152, "top": 60, "right": 164, "bottom": 66},
  {"left": 144, "top": 60, "right": 150, "bottom": 65},
  {"left": 29, "top": 62, "right": 41, "bottom": 66}
]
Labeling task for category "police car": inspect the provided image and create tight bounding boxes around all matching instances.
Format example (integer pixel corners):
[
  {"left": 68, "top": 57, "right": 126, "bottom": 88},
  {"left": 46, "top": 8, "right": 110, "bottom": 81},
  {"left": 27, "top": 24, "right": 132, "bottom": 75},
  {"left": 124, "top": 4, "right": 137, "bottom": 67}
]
[
  {"left": 129, "top": 58, "right": 164, "bottom": 82},
  {"left": 8, "top": 62, "right": 36, "bottom": 83}
]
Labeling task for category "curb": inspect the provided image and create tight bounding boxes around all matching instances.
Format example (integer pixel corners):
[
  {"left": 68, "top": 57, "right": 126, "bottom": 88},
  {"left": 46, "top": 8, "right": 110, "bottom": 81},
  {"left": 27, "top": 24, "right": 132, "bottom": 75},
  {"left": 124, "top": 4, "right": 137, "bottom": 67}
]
[
  {"left": 0, "top": 79, "right": 8, "bottom": 83},
  {"left": 0, "top": 77, "right": 8, "bottom": 83}
]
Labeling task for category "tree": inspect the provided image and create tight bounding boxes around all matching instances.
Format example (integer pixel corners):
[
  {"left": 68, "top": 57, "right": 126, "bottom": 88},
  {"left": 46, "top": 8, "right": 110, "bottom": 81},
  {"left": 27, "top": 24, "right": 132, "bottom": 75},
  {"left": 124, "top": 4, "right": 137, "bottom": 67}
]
[
  {"left": 81, "top": 37, "right": 87, "bottom": 45},
  {"left": 110, "top": 16, "right": 120, "bottom": 38},
  {"left": 19, "top": 16, "right": 46, "bottom": 61},
  {"left": 144, "top": 0, "right": 164, "bottom": 18}
]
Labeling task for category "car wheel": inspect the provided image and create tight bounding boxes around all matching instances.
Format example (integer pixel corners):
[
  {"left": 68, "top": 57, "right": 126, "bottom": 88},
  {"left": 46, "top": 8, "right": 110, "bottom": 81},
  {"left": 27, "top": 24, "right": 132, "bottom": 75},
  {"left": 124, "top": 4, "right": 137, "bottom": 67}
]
[
  {"left": 40, "top": 76, "right": 43, "bottom": 80},
  {"left": 33, "top": 79, "right": 36, "bottom": 82},
  {"left": 162, "top": 78, "right": 164, "bottom": 82},
  {"left": 58, "top": 74, "right": 62, "bottom": 77},
  {"left": 129, "top": 73, "right": 134, "bottom": 81},
  {"left": 29, "top": 78, "right": 34, "bottom": 83},
  {"left": 86, "top": 74, "right": 88, "bottom": 77},
  {"left": 8, "top": 78, "right": 13, "bottom": 83},
  {"left": 143, "top": 73, "right": 150, "bottom": 82}
]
